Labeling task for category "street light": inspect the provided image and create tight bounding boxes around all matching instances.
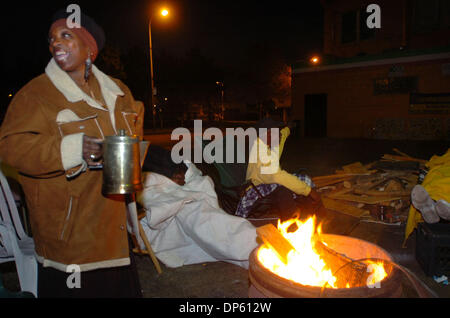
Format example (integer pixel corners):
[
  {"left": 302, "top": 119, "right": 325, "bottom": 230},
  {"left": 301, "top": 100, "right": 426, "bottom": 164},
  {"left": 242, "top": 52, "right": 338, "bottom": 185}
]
[
  {"left": 149, "top": 8, "right": 169, "bottom": 129},
  {"left": 216, "top": 81, "right": 224, "bottom": 120},
  {"left": 310, "top": 55, "right": 321, "bottom": 65}
]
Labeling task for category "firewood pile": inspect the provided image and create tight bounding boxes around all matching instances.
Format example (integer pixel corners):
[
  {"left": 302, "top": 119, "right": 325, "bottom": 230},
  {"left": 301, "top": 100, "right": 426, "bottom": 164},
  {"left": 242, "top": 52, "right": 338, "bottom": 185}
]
[{"left": 313, "top": 149, "right": 427, "bottom": 224}]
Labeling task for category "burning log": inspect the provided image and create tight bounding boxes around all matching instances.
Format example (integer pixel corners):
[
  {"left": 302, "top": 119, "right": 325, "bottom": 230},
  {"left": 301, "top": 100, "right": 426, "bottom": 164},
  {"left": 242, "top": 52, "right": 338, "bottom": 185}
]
[
  {"left": 256, "top": 223, "right": 373, "bottom": 288},
  {"left": 256, "top": 223, "right": 295, "bottom": 264},
  {"left": 314, "top": 239, "right": 370, "bottom": 288}
]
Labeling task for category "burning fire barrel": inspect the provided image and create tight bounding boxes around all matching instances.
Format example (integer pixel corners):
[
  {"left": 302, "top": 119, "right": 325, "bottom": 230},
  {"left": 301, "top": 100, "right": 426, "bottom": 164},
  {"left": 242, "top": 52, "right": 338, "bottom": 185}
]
[{"left": 250, "top": 218, "right": 403, "bottom": 298}]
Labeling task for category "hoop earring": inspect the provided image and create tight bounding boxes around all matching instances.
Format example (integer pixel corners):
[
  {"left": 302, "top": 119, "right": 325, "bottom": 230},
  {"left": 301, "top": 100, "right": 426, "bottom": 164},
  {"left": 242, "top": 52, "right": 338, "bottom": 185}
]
[{"left": 84, "top": 53, "right": 92, "bottom": 82}]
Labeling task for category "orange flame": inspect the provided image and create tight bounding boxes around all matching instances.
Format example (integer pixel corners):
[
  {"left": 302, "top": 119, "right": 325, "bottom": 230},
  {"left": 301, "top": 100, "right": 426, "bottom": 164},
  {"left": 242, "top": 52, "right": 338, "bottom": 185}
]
[
  {"left": 257, "top": 216, "right": 387, "bottom": 289},
  {"left": 257, "top": 216, "right": 337, "bottom": 288}
]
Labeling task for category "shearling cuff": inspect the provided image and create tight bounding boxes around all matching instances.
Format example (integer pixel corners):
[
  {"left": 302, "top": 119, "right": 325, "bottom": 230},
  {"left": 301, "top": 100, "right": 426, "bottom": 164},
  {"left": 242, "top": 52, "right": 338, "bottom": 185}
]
[{"left": 61, "top": 133, "right": 84, "bottom": 170}]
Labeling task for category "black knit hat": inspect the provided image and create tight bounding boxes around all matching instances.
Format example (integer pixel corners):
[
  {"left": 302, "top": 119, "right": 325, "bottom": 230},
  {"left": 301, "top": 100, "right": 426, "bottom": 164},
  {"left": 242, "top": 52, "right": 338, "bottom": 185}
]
[
  {"left": 51, "top": 8, "right": 105, "bottom": 53},
  {"left": 142, "top": 145, "right": 187, "bottom": 179}
]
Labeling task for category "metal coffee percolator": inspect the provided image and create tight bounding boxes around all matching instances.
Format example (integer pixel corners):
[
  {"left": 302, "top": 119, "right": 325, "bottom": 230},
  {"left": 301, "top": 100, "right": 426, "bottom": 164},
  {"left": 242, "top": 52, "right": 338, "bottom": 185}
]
[{"left": 102, "top": 129, "right": 146, "bottom": 195}]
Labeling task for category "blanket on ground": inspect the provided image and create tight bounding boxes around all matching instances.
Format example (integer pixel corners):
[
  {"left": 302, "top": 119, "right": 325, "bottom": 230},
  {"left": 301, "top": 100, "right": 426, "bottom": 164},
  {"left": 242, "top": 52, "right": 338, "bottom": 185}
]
[{"left": 137, "top": 161, "right": 258, "bottom": 268}]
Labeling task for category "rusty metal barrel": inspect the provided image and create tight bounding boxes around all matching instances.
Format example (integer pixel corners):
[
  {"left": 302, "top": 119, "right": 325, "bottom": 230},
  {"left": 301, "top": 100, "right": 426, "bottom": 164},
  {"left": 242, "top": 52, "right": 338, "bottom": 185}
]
[{"left": 248, "top": 234, "right": 404, "bottom": 298}]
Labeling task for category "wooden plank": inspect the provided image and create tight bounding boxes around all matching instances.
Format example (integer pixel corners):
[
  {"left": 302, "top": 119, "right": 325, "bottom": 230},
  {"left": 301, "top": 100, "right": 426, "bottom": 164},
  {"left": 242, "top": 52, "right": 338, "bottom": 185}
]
[
  {"left": 342, "top": 162, "right": 370, "bottom": 174},
  {"left": 382, "top": 154, "right": 427, "bottom": 164},
  {"left": 398, "top": 174, "right": 419, "bottom": 184},
  {"left": 322, "top": 197, "right": 370, "bottom": 218},
  {"left": 354, "top": 188, "right": 411, "bottom": 197},
  {"left": 335, "top": 169, "right": 376, "bottom": 175},
  {"left": 392, "top": 148, "right": 413, "bottom": 158},
  {"left": 326, "top": 187, "right": 353, "bottom": 199},
  {"left": 256, "top": 224, "right": 295, "bottom": 264},
  {"left": 314, "top": 177, "right": 352, "bottom": 188},
  {"left": 312, "top": 173, "right": 368, "bottom": 181},
  {"left": 384, "top": 179, "right": 403, "bottom": 192},
  {"left": 356, "top": 173, "right": 407, "bottom": 191},
  {"left": 355, "top": 174, "right": 386, "bottom": 187},
  {"left": 343, "top": 180, "right": 352, "bottom": 189},
  {"left": 330, "top": 193, "right": 402, "bottom": 204}
]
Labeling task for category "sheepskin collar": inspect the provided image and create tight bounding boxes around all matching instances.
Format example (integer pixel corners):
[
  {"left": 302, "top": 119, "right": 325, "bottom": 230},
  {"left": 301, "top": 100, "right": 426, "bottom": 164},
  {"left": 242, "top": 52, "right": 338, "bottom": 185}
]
[{"left": 45, "top": 58, "right": 124, "bottom": 112}]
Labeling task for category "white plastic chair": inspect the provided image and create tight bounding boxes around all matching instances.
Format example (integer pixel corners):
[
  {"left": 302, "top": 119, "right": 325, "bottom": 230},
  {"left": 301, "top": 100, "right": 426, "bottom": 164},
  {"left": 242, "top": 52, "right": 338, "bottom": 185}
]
[{"left": 0, "top": 169, "right": 37, "bottom": 297}]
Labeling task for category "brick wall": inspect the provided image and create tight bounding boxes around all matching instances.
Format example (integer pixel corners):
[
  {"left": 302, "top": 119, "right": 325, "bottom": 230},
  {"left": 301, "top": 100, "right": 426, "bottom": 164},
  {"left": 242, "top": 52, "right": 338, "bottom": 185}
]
[{"left": 292, "top": 58, "right": 450, "bottom": 139}]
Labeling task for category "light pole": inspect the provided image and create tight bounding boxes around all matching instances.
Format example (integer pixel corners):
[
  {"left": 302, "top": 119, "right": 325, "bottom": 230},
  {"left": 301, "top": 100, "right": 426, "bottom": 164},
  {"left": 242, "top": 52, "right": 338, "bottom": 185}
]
[
  {"left": 216, "top": 81, "right": 224, "bottom": 120},
  {"left": 149, "top": 8, "right": 169, "bottom": 129}
]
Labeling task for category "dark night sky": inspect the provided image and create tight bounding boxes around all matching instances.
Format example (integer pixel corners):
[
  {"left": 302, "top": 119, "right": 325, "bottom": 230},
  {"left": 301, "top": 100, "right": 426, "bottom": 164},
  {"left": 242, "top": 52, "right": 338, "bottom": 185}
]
[{"left": 1, "top": 0, "right": 323, "bottom": 96}]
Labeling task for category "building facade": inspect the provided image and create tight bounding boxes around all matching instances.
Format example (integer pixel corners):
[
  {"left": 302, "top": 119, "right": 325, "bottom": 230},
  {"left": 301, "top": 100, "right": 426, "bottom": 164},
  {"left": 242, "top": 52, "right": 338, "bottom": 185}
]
[{"left": 292, "top": 0, "right": 450, "bottom": 139}]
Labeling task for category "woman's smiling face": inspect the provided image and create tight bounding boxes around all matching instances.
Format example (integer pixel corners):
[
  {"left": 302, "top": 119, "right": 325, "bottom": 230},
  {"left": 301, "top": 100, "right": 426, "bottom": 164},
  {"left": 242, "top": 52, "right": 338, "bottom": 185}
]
[{"left": 48, "top": 26, "right": 88, "bottom": 74}]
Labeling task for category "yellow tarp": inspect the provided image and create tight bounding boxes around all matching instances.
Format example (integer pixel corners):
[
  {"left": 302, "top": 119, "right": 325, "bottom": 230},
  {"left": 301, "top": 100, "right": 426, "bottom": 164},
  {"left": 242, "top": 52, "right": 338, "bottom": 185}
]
[{"left": 403, "top": 148, "right": 450, "bottom": 246}]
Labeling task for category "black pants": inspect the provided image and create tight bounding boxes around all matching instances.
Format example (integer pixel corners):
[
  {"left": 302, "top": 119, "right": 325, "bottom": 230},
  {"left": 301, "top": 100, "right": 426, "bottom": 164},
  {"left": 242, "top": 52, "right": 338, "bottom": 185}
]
[
  {"left": 266, "top": 186, "right": 326, "bottom": 222},
  {"left": 37, "top": 238, "right": 142, "bottom": 298}
]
